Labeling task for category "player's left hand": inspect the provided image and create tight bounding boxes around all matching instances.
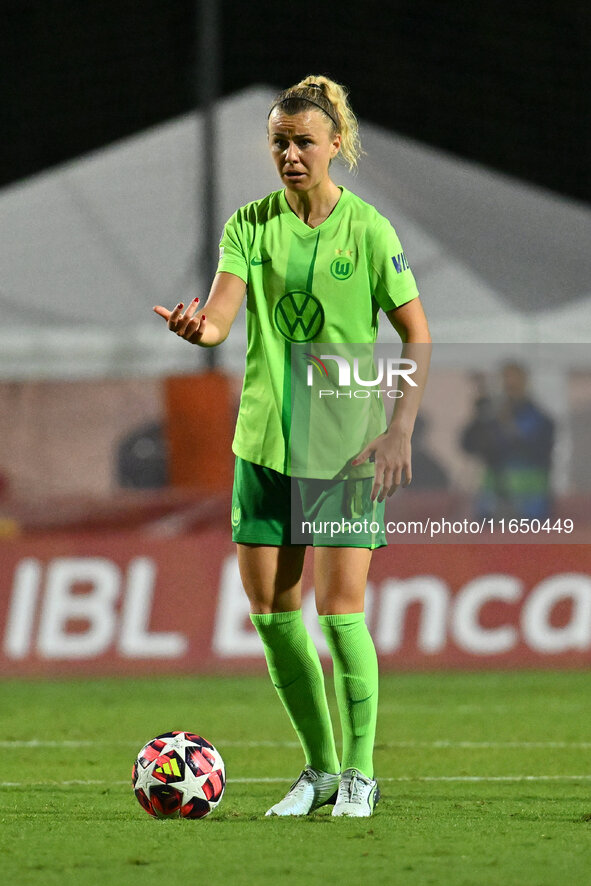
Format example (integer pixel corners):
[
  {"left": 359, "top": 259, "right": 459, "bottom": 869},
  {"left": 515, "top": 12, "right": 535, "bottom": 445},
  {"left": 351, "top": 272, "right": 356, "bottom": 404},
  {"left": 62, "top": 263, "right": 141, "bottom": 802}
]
[{"left": 352, "top": 427, "right": 412, "bottom": 501}]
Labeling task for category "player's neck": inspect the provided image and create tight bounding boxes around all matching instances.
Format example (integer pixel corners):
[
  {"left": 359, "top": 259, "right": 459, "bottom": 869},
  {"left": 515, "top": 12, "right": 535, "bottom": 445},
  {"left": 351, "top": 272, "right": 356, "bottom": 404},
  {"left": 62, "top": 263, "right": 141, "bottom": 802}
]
[{"left": 284, "top": 180, "right": 342, "bottom": 228}]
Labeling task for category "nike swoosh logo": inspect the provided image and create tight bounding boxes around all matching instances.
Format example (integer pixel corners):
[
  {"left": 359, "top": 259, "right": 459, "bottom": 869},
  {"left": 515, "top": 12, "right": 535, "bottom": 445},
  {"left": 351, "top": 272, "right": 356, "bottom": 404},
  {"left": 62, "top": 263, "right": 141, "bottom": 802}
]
[{"left": 251, "top": 257, "right": 271, "bottom": 265}]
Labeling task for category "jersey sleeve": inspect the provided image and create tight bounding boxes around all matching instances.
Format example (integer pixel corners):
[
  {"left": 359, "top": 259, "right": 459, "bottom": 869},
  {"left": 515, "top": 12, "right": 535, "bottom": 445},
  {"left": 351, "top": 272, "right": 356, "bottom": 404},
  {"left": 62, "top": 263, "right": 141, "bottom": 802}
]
[
  {"left": 370, "top": 215, "right": 419, "bottom": 312},
  {"left": 216, "top": 210, "right": 250, "bottom": 283}
]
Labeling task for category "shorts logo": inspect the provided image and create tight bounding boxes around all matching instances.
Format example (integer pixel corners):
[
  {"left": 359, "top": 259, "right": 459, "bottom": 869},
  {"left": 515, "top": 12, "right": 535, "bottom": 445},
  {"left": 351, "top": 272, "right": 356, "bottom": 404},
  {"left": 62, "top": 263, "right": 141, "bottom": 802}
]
[
  {"left": 274, "top": 291, "right": 325, "bottom": 342},
  {"left": 330, "top": 256, "right": 353, "bottom": 280},
  {"left": 231, "top": 506, "right": 241, "bottom": 527}
]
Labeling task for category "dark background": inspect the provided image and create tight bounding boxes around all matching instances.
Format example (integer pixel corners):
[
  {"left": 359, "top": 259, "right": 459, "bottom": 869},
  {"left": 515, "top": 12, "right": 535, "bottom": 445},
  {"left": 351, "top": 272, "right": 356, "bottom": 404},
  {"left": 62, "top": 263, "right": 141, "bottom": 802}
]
[{"left": 2, "top": 0, "right": 590, "bottom": 201}]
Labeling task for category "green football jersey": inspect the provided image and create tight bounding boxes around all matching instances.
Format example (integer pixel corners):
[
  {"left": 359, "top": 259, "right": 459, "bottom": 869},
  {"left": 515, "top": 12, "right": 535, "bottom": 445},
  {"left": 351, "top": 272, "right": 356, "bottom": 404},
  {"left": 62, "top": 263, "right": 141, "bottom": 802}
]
[{"left": 217, "top": 186, "right": 419, "bottom": 478}]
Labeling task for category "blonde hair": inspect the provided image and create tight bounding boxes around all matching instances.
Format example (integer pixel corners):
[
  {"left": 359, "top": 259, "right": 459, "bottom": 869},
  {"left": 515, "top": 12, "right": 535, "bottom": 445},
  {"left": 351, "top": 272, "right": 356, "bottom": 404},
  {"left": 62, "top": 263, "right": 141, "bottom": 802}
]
[{"left": 268, "top": 74, "right": 363, "bottom": 171}]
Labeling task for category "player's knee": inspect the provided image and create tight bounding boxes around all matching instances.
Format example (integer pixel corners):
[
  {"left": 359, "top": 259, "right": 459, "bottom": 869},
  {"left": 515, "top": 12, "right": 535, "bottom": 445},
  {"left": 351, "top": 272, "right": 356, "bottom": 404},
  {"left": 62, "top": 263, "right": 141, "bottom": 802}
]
[
  {"left": 315, "top": 594, "right": 366, "bottom": 617},
  {"left": 244, "top": 586, "right": 301, "bottom": 615},
  {"left": 249, "top": 601, "right": 275, "bottom": 615}
]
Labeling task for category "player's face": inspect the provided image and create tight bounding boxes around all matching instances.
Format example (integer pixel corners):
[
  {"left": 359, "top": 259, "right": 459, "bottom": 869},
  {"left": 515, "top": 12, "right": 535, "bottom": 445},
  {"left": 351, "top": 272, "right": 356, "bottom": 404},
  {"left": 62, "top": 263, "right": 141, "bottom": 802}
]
[{"left": 268, "top": 109, "right": 341, "bottom": 192}]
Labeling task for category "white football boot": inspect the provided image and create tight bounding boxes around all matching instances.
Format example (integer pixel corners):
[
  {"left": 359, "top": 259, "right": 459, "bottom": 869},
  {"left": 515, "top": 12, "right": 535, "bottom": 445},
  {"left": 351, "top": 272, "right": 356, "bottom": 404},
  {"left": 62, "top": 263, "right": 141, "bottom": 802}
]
[
  {"left": 265, "top": 767, "right": 340, "bottom": 816},
  {"left": 332, "top": 768, "right": 380, "bottom": 817}
]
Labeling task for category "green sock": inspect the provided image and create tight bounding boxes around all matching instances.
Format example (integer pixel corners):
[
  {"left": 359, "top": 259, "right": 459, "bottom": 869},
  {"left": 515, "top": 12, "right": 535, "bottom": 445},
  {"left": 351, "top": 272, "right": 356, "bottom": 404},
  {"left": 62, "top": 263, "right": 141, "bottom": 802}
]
[
  {"left": 318, "top": 612, "right": 378, "bottom": 779},
  {"left": 250, "top": 610, "right": 340, "bottom": 774}
]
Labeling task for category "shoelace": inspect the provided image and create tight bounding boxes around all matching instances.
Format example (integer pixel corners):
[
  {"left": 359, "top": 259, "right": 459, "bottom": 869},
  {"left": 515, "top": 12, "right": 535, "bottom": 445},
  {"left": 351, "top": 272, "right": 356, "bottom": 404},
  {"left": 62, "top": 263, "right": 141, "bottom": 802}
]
[{"left": 341, "top": 770, "right": 366, "bottom": 802}]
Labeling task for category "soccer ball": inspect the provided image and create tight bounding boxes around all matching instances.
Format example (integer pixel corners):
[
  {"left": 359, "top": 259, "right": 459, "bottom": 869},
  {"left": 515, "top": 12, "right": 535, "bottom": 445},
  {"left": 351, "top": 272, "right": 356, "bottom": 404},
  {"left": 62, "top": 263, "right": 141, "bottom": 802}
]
[{"left": 132, "top": 731, "right": 225, "bottom": 819}]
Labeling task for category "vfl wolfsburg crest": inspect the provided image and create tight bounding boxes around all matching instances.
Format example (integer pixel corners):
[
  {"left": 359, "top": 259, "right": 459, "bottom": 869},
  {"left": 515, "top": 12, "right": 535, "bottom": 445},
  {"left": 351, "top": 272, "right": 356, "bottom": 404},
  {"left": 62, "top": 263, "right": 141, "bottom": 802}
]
[
  {"left": 274, "top": 291, "right": 325, "bottom": 342},
  {"left": 330, "top": 256, "right": 354, "bottom": 280},
  {"left": 231, "top": 506, "right": 241, "bottom": 528}
]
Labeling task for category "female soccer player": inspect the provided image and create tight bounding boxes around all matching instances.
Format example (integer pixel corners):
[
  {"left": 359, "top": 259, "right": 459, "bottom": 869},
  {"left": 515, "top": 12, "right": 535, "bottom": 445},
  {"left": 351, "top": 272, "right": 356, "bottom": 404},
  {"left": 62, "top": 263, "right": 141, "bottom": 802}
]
[{"left": 154, "top": 75, "right": 431, "bottom": 817}]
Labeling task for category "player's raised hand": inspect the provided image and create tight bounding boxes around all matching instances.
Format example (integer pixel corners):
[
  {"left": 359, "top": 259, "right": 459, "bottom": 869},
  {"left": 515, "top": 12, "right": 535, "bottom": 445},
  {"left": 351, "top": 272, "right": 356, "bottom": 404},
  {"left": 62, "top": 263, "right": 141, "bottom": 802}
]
[{"left": 153, "top": 298, "right": 207, "bottom": 344}]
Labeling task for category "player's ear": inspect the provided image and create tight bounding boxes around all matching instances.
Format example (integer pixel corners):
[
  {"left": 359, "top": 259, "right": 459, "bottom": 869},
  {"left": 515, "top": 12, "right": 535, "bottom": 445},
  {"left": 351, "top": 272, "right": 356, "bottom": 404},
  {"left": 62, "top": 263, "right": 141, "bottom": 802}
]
[{"left": 331, "top": 133, "right": 342, "bottom": 157}]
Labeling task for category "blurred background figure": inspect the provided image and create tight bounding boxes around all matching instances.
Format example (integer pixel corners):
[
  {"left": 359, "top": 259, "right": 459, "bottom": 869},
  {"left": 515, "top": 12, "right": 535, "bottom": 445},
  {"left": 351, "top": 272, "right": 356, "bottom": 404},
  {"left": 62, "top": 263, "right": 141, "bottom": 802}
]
[
  {"left": 116, "top": 421, "right": 168, "bottom": 489},
  {"left": 461, "top": 363, "right": 555, "bottom": 520},
  {"left": 408, "top": 414, "right": 449, "bottom": 490}
]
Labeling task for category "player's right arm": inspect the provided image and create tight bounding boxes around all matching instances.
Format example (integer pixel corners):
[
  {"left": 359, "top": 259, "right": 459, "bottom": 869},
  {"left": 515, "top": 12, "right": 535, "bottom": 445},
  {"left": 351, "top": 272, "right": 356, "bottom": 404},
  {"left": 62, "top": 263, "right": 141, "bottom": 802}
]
[{"left": 153, "top": 271, "right": 246, "bottom": 347}]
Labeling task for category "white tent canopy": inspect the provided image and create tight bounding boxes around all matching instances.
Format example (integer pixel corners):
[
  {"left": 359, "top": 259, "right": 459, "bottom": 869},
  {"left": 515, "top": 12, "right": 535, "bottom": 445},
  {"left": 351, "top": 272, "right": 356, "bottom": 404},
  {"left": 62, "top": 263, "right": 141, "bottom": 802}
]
[{"left": 1, "top": 86, "right": 589, "bottom": 379}]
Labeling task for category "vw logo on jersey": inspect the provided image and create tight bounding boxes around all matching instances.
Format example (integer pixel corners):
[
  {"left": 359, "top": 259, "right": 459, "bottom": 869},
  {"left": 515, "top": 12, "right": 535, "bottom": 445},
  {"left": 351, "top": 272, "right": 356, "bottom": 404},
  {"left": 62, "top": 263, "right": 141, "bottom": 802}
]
[
  {"left": 274, "top": 291, "right": 325, "bottom": 342},
  {"left": 330, "top": 256, "right": 354, "bottom": 280}
]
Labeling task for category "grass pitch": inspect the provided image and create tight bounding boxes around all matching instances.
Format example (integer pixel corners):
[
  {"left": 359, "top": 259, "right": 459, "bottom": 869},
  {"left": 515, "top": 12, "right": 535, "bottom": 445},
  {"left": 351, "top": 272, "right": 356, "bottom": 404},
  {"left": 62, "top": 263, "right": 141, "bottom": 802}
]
[{"left": 0, "top": 670, "right": 590, "bottom": 886}]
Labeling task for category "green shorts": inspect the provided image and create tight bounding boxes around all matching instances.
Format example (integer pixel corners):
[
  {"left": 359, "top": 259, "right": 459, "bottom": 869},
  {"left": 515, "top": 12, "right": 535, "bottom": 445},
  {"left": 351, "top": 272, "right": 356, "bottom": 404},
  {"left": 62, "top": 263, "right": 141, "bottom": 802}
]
[{"left": 231, "top": 457, "right": 387, "bottom": 548}]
